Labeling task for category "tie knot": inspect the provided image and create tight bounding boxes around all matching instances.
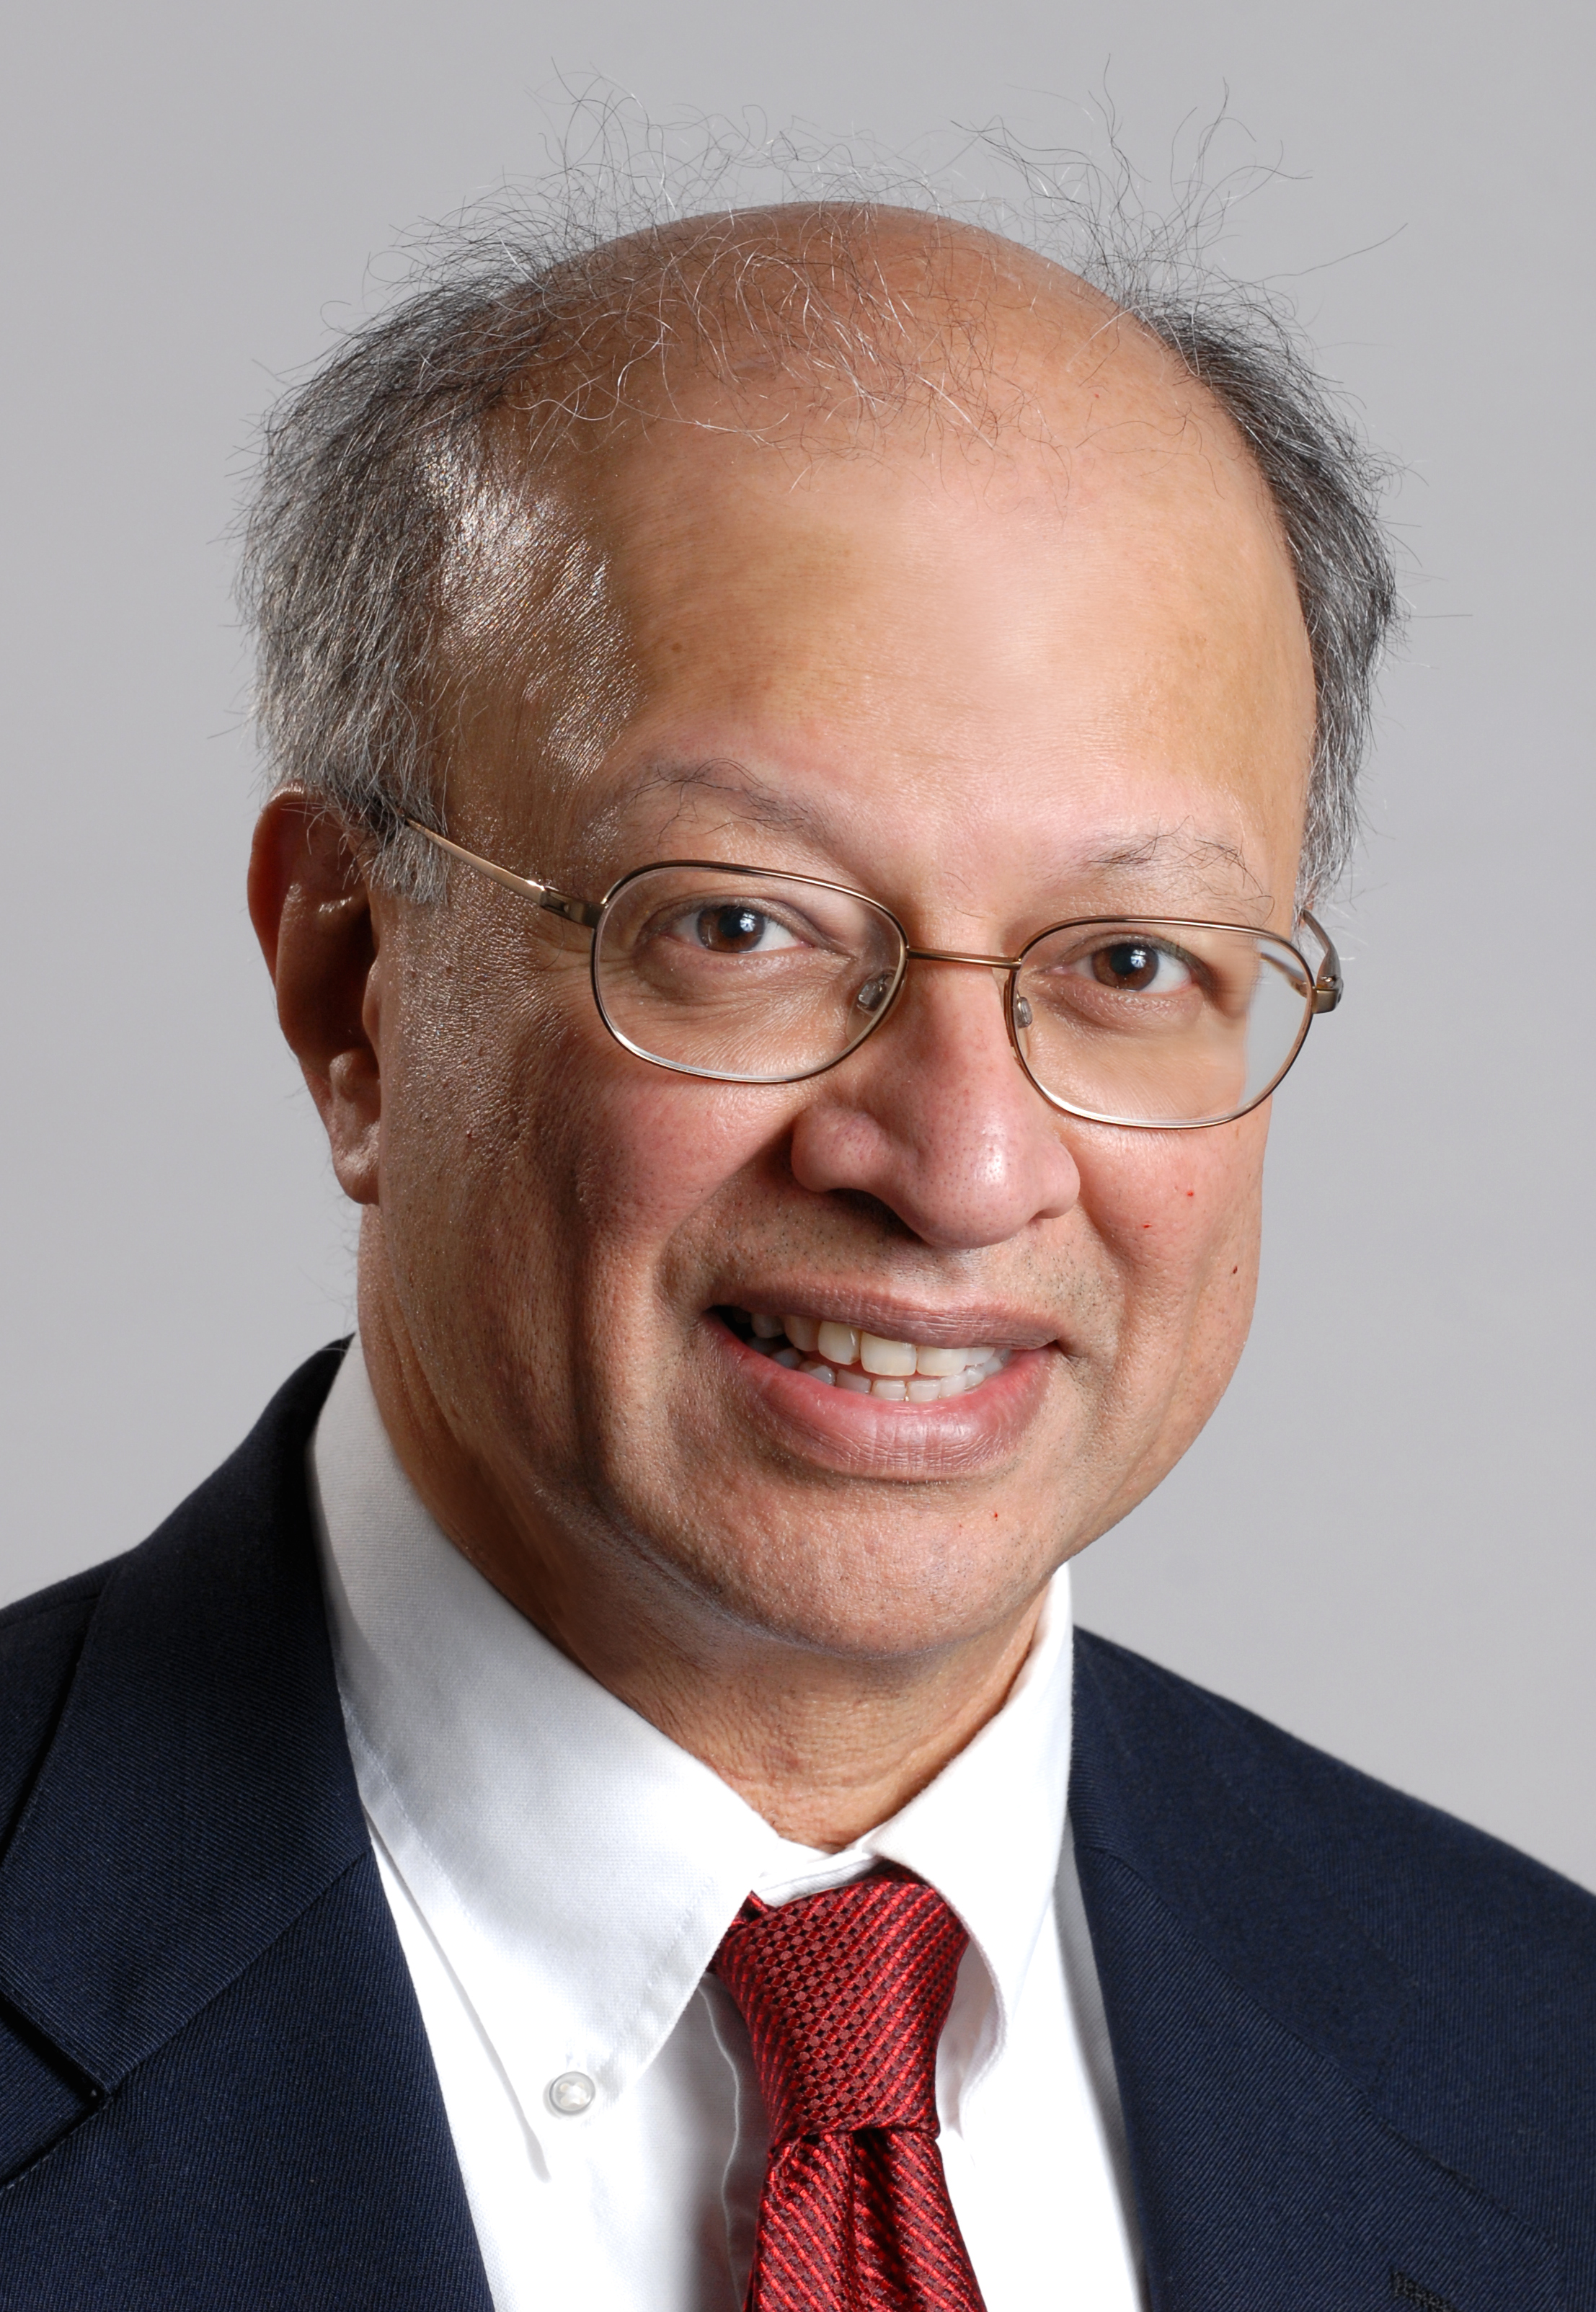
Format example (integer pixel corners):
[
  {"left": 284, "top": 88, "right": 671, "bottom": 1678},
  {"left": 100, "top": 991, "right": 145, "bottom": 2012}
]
[{"left": 712, "top": 1868, "right": 968, "bottom": 2146}]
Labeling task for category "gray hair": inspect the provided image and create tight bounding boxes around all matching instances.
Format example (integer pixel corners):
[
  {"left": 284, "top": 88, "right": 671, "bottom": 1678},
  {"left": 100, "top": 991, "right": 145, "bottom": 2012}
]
[{"left": 239, "top": 134, "right": 1401, "bottom": 905}]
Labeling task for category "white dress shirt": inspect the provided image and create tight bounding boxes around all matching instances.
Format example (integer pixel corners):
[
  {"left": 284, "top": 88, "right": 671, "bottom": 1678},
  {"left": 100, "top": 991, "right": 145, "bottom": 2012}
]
[{"left": 310, "top": 1339, "right": 1145, "bottom": 2311}]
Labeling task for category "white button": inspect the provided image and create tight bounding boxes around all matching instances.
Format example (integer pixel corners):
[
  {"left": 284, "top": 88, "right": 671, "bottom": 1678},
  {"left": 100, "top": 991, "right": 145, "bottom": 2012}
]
[{"left": 546, "top": 2070, "right": 595, "bottom": 2115}]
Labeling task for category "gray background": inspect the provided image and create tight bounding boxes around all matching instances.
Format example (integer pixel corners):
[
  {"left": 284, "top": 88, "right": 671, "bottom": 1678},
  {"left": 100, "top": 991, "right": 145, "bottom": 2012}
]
[{"left": 4, "top": 3, "right": 1591, "bottom": 1884}]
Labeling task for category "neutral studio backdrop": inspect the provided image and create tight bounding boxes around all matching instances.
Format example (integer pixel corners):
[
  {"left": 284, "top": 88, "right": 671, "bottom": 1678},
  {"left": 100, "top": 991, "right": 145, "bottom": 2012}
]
[{"left": 4, "top": 1, "right": 1592, "bottom": 1885}]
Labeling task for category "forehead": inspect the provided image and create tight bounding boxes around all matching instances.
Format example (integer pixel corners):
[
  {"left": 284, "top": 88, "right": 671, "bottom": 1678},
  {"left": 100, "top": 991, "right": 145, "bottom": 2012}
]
[{"left": 455, "top": 279, "right": 1315, "bottom": 918}]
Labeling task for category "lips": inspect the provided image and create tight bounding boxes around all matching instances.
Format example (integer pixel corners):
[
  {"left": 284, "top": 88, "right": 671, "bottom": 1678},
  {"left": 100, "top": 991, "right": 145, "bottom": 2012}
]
[
  {"left": 709, "top": 1306, "right": 1055, "bottom": 1478},
  {"left": 724, "top": 1308, "right": 1011, "bottom": 1401}
]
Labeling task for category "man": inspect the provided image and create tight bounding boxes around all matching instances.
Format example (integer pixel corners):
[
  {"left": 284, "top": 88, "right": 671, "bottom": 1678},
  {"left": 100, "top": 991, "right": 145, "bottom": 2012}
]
[{"left": 1, "top": 198, "right": 1591, "bottom": 2310}]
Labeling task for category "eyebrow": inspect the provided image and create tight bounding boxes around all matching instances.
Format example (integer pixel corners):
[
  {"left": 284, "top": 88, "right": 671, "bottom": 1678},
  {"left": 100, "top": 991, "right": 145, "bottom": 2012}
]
[
  {"left": 575, "top": 759, "right": 840, "bottom": 862},
  {"left": 1080, "top": 825, "right": 1270, "bottom": 903},
  {"left": 580, "top": 761, "right": 1274, "bottom": 915}
]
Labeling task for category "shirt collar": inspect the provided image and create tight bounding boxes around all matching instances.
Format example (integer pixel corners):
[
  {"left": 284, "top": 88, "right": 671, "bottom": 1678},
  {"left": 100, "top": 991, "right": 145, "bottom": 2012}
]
[{"left": 311, "top": 1337, "right": 1073, "bottom": 2156}]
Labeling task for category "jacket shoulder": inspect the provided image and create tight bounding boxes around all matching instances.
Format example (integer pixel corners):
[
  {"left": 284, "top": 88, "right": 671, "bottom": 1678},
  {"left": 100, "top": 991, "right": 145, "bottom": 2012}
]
[
  {"left": 1073, "top": 1624, "right": 1596, "bottom": 2249},
  {"left": 1074, "top": 1624, "right": 1596, "bottom": 1956},
  {"left": 0, "top": 1345, "right": 491, "bottom": 2305},
  {"left": 0, "top": 1347, "right": 349, "bottom": 1874}
]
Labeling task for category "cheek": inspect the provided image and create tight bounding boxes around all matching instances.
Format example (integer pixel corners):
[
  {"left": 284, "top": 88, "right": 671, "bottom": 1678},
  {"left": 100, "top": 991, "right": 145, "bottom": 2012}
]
[
  {"left": 564, "top": 1069, "right": 789, "bottom": 1253},
  {"left": 1076, "top": 1115, "right": 1267, "bottom": 1334},
  {"left": 382, "top": 949, "right": 796, "bottom": 1321}
]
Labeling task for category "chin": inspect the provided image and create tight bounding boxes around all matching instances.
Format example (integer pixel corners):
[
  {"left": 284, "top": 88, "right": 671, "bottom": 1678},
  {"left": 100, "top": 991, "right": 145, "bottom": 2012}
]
[{"left": 626, "top": 1492, "right": 1062, "bottom": 1665}]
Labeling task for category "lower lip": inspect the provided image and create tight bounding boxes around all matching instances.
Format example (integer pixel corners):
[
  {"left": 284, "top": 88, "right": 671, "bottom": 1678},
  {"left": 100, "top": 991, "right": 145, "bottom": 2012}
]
[{"left": 709, "top": 1317, "right": 1056, "bottom": 1478}]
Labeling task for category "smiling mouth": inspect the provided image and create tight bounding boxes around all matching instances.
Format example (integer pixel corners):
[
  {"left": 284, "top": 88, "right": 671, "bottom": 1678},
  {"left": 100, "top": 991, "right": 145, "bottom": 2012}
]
[{"left": 719, "top": 1308, "right": 1014, "bottom": 1401}]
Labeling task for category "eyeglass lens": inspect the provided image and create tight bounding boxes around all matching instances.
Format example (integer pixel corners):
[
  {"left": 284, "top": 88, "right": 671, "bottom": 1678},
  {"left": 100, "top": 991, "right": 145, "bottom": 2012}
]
[{"left": 592, "top": 865, "right": 1313, "bottom": 1126}]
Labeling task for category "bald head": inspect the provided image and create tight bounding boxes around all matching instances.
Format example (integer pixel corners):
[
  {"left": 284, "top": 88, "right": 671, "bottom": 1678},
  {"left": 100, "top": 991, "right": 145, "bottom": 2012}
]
[
  {"left": 472, "top": 201, "right": 1201, "bottom": 476},
  {"left": 522, "top": 203, "right": 1107, "bottom": 423},
  {"left": 443, "top": 207, "right": 1311, "bottom": 895},
  {"left": 243, "top": 192, "right": 1396, "bottom": 899}
]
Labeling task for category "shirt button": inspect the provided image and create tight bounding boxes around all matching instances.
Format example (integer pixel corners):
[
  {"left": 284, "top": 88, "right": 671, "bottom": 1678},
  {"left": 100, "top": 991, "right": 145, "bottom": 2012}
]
[{"left": 546, "top": 2070, "right": 595, "bottom": 2115}]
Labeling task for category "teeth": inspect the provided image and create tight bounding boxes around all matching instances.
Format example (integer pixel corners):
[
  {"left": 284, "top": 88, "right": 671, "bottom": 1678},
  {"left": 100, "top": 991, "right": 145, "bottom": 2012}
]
[{"left": 752, "top": 1313, "right": 1014, "bottom": 1402}]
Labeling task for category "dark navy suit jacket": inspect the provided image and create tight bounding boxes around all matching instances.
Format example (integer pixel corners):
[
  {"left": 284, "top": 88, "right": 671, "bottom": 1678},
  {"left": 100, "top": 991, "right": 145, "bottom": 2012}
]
[{"left": 1, "top": 1347, "right": 1592, "bottom": 2308}]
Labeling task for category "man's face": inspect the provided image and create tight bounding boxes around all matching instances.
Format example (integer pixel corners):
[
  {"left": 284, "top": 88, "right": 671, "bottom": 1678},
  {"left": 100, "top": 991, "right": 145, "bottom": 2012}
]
[{"left": 360, "top": 322, "right": 1316, "bottom": 1667}]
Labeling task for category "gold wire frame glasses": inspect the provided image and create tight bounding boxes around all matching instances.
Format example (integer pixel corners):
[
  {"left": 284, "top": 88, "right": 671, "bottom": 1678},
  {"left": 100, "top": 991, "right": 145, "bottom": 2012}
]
[{"left": 408, "top": 821, "right": 1342, "bottom": 1131}]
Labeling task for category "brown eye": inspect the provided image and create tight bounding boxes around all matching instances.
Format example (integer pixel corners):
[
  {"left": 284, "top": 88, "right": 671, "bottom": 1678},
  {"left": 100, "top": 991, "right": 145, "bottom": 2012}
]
[
  {"left": 692, "top": 905, "right": 797, "bottom": 954},
  {"left": 1084, "top": 939, "right": 1193, "bottom": 994},
  {"left": 1094, "top": 940, "right": 1159, "bottom": 989}
]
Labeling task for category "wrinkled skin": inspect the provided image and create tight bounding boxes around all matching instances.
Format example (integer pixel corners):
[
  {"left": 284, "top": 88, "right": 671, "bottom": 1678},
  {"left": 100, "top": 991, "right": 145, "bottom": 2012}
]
[{"left": 251, "top": 221, "right": 1315, "bottom": 1845}]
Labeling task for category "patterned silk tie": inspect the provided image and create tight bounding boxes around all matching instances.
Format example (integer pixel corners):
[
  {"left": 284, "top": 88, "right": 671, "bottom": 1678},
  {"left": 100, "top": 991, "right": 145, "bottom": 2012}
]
[{"left": 712, "top": 1865, "right": 988, "bottom": 2312}]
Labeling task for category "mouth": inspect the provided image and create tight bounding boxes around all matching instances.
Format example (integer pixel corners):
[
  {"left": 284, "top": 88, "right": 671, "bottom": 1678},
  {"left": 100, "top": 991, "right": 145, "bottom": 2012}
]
[{"left": 718, "top": 1307, "right": 1014, "bottom": 1402}]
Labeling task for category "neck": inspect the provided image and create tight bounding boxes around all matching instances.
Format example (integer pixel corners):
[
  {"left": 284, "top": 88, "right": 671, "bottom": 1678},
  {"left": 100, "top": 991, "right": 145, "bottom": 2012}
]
[{"left": 357, "top": 1290, "right": 1046, "bottom": 1851}]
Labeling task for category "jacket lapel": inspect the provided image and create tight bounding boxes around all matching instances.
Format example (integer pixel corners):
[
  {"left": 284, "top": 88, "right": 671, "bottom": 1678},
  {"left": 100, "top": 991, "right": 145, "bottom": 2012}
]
[
  {"left": 1070, "top": 1631, "right": 1564, "bottom": 2311},
  {"left": 0, "top": 1350, "right": 492, "bottom": 2309}
]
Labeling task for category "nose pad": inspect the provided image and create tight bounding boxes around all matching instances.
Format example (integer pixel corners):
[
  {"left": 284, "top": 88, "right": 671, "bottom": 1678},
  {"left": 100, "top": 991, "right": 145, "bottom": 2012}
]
[
  {"left": 854, "top": 973, "right": 896, "bottom": 1017},
  {"left": 1007, "top": 983, "right": 1034, "bottom": 1071}
]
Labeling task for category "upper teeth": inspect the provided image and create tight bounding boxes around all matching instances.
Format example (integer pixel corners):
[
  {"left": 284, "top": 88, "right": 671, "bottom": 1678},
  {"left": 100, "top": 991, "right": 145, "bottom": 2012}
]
[{"left": 747, "top": 1312, "right": 1008, "bottom": 1400}]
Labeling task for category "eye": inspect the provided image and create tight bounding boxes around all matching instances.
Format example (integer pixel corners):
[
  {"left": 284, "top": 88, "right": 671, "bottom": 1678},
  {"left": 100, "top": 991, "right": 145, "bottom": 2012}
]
[
  {"left": 684, "top": 903, "right": 802, "bottom": 955},
  {"left": 1080, "top": 937, "right": 1194, "bottom": 995}
]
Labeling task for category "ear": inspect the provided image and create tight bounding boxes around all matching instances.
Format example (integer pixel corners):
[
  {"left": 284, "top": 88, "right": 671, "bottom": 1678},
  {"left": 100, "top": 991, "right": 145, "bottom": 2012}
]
[{"left": 248, "top": 788, "right": 384, "bottom": 1205}]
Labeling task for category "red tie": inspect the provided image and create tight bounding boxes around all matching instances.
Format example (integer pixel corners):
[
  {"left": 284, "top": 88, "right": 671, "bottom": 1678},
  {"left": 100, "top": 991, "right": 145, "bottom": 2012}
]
[{"left": 712, "top": 1865, "right": 988, "bottom": 2312}]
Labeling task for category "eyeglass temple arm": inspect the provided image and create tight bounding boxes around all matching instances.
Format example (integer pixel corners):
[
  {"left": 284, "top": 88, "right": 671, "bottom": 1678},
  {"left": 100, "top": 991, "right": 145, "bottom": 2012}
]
[
  {"left": 405, "top": 821, "right": 603, "bottom": 929},
  {"left": 1299, "top": 908, "right": 1343, "bottom": 1014}
]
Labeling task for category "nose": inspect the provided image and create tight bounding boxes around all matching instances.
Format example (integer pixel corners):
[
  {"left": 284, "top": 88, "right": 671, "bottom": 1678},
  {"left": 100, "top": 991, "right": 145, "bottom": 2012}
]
[{"left": 787, "top": 960, "right": 1081, "bottom": 1250}]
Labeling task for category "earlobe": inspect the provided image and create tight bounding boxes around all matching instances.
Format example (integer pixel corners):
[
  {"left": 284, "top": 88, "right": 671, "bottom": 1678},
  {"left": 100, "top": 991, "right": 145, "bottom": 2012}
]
[{"left": 247, "top": 789, "right": 384, "bottom": 1205}]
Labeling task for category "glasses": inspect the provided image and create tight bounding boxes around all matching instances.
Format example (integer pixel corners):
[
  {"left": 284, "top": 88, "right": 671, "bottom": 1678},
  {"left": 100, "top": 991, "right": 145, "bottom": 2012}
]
[{"left": 408, "top": 823, "right": 1342, "bottom": 1130}]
